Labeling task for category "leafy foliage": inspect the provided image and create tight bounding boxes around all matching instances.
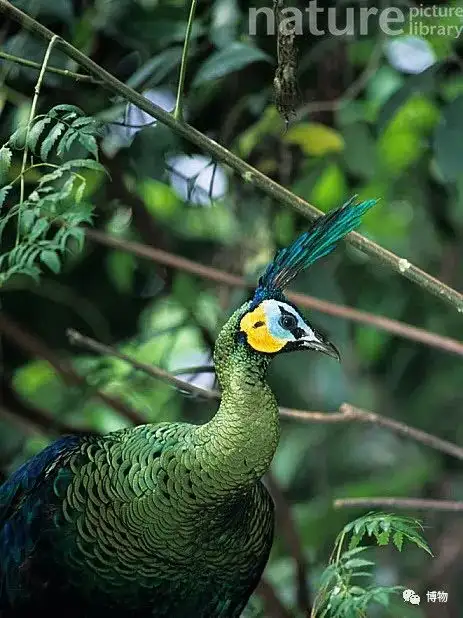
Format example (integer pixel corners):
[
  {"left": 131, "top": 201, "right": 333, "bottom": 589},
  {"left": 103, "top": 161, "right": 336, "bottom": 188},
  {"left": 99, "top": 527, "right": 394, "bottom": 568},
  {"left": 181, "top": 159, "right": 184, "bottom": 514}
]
[
  {"left": 312, "top": 513, "right": 432, "bottom": 618},
  {"left": 0, "top": 104, "right": 106, "bottom": 286}
]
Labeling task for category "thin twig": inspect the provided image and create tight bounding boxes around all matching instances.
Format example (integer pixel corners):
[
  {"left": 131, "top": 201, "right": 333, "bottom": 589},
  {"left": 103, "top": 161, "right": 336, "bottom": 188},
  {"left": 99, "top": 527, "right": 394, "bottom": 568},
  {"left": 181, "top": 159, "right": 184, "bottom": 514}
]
[
  {"left": 0, "top": 313, "right": 144, "bottom": 425},
  {"left": 84, "top": 228, "right": 463, "bottom": 358},
  {"left": 337, "top": 403, "right": 463, "bottom": 461},
  {"left": 333, "top": 498, "right": 463, "bottom": 512},
  {"left": 0, "top": 49, "right": 100, "bottom": 83},
  {"left": 282, "top": 403, "right": 463, "bottom": 461},
  {"left": 66, "top": 329, "right": 463, "bottom": 461},
  {"left": 1, "top": 0, "right": 462, "bottom": 311},
  {"left": 67, "top": 328, "right": 220, "bottom": 400},
  {"left": 17, "top": 34, "right": 57, "bottom": 245},
  {"left": 174, "top": 0, "right": 198, "bottom": 121}
]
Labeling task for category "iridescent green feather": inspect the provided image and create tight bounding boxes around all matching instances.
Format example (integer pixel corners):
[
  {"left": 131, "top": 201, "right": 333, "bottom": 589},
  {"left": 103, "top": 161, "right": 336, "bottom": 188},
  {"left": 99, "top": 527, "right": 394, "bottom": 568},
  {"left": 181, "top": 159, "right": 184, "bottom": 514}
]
[{"left": 253, "top": 196, "right": 377, "bottom": 304}]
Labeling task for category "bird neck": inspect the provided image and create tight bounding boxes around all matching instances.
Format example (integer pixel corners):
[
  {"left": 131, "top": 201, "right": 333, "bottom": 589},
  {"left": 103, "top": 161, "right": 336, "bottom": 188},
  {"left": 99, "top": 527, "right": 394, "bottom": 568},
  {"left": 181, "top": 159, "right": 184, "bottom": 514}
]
[{"left": 196, "top": 306, "right": 280, "bottom": 496}]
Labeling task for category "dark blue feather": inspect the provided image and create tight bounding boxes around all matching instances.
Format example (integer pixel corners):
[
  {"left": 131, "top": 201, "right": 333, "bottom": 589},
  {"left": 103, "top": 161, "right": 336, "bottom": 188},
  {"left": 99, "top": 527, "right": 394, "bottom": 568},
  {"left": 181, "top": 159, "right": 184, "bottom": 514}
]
[
  {"left": 252, "top": 196, "right": 377, "bottom": 304},
  {"left": 0, "top": 435, "right": 83, "bottom": 607}
]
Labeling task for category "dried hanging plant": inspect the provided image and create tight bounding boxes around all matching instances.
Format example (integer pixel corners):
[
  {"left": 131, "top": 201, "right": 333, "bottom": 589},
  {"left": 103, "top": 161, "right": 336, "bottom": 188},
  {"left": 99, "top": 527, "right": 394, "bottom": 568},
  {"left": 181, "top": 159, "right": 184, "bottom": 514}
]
[{"left": 273, "top": 0, "right": 300, "bottom": 127}]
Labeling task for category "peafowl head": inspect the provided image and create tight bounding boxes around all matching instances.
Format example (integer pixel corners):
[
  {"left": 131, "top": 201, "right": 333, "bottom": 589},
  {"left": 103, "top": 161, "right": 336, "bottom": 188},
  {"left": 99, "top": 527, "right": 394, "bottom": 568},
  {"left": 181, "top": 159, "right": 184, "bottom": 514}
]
[{"left": 235, "top": 197, "right": 377, "bottom": 361}]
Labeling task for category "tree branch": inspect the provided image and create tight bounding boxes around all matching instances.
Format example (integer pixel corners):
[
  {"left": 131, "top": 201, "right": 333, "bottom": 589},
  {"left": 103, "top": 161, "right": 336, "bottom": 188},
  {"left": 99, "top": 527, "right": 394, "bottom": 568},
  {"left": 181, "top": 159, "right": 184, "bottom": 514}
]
[
  {"left": 84, "top": 228, "right": 463, "bottom": 358},
  {"left": 67, "top": 328, "right": 220, "bottom": 400},
  {"left": 282, "top": 403, "right": 463, "bottom": 461},
  {"left": 1, "top": 0, "right": 462, "bottom": 311},
  {"left": 0, "top": 313, "right": 145, "bottom": 425},
  {"left": 67, "top": 329, "right": 463, "bottom": 461},
  {"left": 0, "top": 49, "right": 101, "bottom": 83},
  {"left": 333, "top": 498, "right": 463, "bottom": 511}
]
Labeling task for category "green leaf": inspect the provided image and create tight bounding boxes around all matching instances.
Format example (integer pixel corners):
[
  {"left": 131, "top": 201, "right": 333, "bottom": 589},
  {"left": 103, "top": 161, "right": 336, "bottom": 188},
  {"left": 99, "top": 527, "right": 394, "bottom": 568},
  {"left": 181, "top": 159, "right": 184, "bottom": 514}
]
[
  {"left": 348, "top": 586, "right": 366, "bottom": 596},
  {"left": 342, "top": 547, "right": 369, "bottom": 560},
  {"left": 30, "top": 218, "right": 50, "bottom": 240},
  {"left": 27, "top": 117, "right": 52, "bottom": 153},
  {"left": 375, "top": 530, "right": 390, "bottom": 546},
  {"left": 48, "top": 104, "right": 84, "bottom": 118},
  {"left": 348, "top": 534, "right": 362, "bottom": 550},
  {"left": 386, "top": 95, "right": 439, "bottom": 135},
  {"left": 318, "top": 564, "right": 338, "bottom": 588},
  {"left": 126, "top": 47, "right": 183, "bottom": 89},
  {"left": 392, "top": 531, "right": 403, "bottom": 551},
  {"left": 58, "top": 176, "right": 76, "bottom": 200},
  {"left": 41, "top": 121, "right": 65, "bottom": 160},
  {"left": 0, "top": 185, "right": 11, "bottom": 209},
  {"left": 9, "top": 125, "right": 27, "bottom": 149},
  {"left": 71, "top": 116, "right": 98, "bottom": 129},
  {"left": 25, "top": 246, "right": 40, "bottom": 267},
  {"left": 40, "top": 249, "right": 61, "bottom": 274},
  {"left": 343, "top": 558, "right": 375, "bottom": 569},
  {"left": 62, "top": 227, "right": 85, "bottom": 252},
  {"left": 56, "top": 127, "right": 78, "bottom": 157},
  {"left": 378, "top": 128, "right": 425, "bottom": 174},
  {"left": 192, "top": 42, "right": 272, "bottom": 87},
  {"left": 63, "top": 159, "right": 107, "bottom": 174},
  {"left": 238, "top": 106, "right": 281, "bottom": 157},
  {"left": 38, "top": 167, "right": 65, "bottom": 185},
  {"left": 285, "top": 123, "right": 345, "bottom": 156},
  {"left": 78, "top": 133, "right": 98, "bottom": 159},
  {"left": 75, "top": 179, "right": 86, "bottom": 203},
  {"left": 310, "top": 164, "right": 347, "bottom": 211},
  {"left": 19, "top": 209, "right": 37, "bottom": 235},
  {"left": 0, "top": 146, "right": 12, "bottom": 184}
]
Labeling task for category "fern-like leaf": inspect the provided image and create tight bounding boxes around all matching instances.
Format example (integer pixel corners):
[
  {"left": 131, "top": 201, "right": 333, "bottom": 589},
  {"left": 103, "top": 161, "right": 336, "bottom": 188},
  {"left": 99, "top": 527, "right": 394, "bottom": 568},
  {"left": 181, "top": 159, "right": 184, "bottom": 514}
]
[
  {"left": 0, "top": 146, "right": 12, "bottom": 184},
  {"left": 40, "top": 249, "right": 61, "bottom": 274},
  {"left": 0, "top": 185, "right": 11, "bottom": 209},
  {"left": 41, "top": 122, "right": 66, "bottom": 161},
  {"left": 27, "top": 117, "right": 52, "bottom": 153}
]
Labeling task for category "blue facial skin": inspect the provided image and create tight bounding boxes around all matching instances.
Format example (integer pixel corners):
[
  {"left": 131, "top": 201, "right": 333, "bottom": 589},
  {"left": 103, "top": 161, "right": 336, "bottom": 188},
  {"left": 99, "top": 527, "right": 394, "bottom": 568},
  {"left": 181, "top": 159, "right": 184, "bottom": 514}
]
[{"left": 263, "top": 300, "right": 313, "bottom": 342}]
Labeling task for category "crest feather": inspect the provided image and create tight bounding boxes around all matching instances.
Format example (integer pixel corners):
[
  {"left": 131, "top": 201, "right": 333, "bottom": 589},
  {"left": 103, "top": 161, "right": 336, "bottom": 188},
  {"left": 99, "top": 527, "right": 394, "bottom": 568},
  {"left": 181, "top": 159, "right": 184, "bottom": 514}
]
[{"left": 253, "top": 197, "right": 377, "bottom": 304}]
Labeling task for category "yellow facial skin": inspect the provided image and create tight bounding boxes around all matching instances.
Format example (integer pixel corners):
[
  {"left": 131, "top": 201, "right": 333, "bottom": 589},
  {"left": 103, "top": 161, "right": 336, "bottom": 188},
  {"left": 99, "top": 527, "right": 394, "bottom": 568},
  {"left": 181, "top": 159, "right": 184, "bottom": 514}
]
[{"left": 239, "top": 305, "right": 286, "bottom": 353}]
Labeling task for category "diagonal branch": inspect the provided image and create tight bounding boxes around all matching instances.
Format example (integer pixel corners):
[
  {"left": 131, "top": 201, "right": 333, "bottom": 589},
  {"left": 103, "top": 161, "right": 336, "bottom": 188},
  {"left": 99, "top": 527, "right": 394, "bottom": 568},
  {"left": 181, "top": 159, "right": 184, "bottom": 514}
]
[
  {"left": 67, "top": 328, "right": 220, "bottom": 400},
  {"left": 67, "top": 329, "right": 463, "bottom": 461},
  {"left": 0, "top": 0, "right": 462, "bottom": 312},
  {"left": 85, "top": 228, "right": 463, "bottom": 357},
  {"left": 0, "top": 49, "right": 101, "bottom": 83},
  {"left": 334, "top": 498, "right": 463, "bottom": 511},
  {"left": 0, "top": 313, "right": 145, "bottom": 425}
]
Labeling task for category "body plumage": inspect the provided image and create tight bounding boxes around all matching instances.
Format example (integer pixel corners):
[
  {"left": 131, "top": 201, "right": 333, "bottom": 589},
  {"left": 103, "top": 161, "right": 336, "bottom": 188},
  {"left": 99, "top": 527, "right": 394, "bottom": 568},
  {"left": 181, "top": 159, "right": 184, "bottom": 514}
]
[{"left": 0, "top": 198, "right": 376, "bottom": 617}]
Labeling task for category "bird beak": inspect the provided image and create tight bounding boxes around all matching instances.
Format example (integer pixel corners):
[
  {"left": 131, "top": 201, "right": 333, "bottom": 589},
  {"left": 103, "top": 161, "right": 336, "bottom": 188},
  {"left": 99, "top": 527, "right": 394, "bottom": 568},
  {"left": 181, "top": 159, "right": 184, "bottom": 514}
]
[
  {"left": 297, "top": 333, "right": 341, "bottom": 361},
  {"left": 307, "top": 338, "right": 340, "bottom": 361}
]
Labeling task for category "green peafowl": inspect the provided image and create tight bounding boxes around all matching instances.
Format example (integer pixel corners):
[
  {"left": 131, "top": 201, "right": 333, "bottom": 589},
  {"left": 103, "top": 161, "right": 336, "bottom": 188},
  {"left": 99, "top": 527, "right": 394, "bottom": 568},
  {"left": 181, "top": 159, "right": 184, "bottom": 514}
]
[{"left": 0, "top": 197, "right": 376, "bottom": 618}]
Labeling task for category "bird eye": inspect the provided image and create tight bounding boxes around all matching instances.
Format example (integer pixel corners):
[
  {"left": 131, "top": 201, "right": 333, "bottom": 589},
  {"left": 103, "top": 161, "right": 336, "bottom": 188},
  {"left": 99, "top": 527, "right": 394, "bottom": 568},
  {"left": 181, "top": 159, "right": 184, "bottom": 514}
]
[{"left": 279, "top": 314, "right": 297, "bottom": 330}]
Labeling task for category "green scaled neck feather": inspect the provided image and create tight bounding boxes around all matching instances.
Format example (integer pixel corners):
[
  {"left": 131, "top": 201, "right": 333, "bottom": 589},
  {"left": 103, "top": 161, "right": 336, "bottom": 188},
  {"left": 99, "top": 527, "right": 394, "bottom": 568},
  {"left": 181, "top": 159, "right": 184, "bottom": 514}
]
[
  {"left": 199, "top": 304, "right": 279, "bottom": 493},
  {"left": 0, "top": 197, "right": 377, "bottom": 618}
]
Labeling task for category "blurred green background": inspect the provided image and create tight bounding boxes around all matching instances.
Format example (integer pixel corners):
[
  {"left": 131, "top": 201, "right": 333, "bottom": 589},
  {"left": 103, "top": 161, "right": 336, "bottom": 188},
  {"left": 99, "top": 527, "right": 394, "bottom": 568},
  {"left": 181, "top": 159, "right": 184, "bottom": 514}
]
[{"left": 1, "top": 0, "right": 462, "bottom": 616}]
